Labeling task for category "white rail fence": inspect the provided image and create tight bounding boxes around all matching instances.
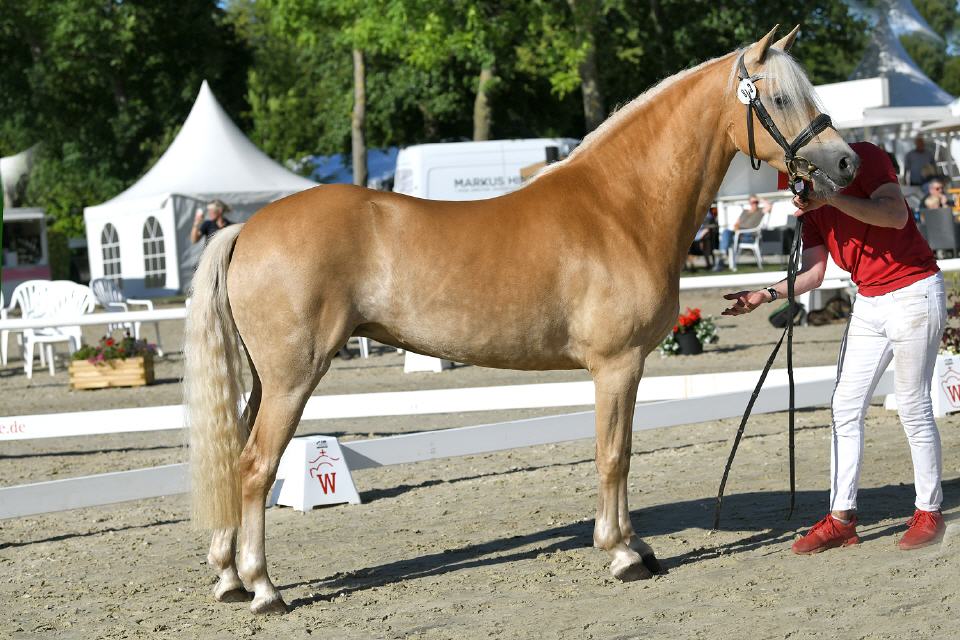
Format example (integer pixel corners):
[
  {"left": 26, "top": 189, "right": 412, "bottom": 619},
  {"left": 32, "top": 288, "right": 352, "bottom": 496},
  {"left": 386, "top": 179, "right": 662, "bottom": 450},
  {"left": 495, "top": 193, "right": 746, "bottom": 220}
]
[
  {"left": 0, "top": 368, "right": 895, "bottom": 520},
  {"left": 2, "top": 261, "right": 954, "bottom": 520}
]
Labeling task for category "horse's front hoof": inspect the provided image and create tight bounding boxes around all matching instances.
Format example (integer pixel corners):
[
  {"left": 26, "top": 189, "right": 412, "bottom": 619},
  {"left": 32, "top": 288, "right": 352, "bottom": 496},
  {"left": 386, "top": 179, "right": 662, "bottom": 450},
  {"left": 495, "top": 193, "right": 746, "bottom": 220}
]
[
  {"left": 610, "top": 553, "right": 653, "bottom": 582},
  {"left": 250, "top": 593, "right": 288, "bottom": 615},
  {"left": 641, "top": 553, "right": 666, "bottom": 575}
]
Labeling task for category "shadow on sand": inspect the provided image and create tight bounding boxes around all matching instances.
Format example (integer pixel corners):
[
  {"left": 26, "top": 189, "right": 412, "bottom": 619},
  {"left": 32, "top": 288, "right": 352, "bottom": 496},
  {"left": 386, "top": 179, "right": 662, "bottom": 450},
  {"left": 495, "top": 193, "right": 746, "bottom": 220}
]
[{"left": 280, "top": 477, "right": 959, "bottom": 610}]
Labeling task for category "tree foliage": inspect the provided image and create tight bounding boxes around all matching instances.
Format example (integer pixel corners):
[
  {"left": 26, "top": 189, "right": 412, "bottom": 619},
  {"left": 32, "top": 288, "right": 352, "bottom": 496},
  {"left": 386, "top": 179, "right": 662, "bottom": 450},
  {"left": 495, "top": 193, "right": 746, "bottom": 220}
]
[
  {"left": 0, "top": 0, "right": 249, "bottom": 235},
  {"left": 2, "top": 0, "right": 869, "bottom": 237}
]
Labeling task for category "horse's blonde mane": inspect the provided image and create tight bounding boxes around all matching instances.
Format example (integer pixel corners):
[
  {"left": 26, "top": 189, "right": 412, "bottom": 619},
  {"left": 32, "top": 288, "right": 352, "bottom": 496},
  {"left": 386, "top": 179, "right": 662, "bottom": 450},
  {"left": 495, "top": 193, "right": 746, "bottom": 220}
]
[
  {"left": 531, "top": 46, "right": 822, "bottom": 184},
  {"left": 530, "top": 54, "right": 727, "bottom": 183}
]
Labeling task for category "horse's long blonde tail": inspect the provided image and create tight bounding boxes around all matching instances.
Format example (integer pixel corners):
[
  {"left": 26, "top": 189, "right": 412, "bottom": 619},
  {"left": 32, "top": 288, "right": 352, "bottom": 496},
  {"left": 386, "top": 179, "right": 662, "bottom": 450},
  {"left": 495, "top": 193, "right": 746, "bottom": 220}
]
[{"left": 184, "top": 224, "right": 247, "bottom": 529}]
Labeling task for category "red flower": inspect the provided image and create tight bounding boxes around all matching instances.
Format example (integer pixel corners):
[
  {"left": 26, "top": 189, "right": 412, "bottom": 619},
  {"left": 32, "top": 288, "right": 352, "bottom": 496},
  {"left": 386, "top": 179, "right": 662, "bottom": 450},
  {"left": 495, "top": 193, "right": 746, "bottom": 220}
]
[{"left": 105, "top": 338, "right": 115, "bottom": 347}]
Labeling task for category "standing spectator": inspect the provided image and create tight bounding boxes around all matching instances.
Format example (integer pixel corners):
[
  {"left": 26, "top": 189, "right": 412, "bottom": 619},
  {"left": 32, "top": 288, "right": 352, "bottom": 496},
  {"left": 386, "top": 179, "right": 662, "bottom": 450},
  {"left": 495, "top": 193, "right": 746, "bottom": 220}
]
[
  {"left": 905, "top": 136, "right": 935, "bottom": 186},
  {"left": 191, "top": 199, "right": 234, "bottom": 245},
  {"left": 714, "top": 195, "right": 769, "bottom": 271},
  {"left": 720, "top": 141, "right": 946, "bottom": 553}
]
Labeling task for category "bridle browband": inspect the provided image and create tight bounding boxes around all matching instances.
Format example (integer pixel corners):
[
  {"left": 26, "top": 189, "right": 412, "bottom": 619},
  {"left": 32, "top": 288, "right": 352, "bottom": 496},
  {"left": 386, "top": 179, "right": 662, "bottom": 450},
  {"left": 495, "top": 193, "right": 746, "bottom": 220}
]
[{"left": 736, "top": 53, "right": 834, "bottom": 198}]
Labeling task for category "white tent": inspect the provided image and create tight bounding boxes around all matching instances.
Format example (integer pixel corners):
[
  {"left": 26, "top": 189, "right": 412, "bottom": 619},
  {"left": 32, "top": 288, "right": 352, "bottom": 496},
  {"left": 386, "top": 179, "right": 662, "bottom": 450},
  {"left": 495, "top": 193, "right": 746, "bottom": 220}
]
[{"left": 83, "top": 81, "right": 317, "bottom": 297}]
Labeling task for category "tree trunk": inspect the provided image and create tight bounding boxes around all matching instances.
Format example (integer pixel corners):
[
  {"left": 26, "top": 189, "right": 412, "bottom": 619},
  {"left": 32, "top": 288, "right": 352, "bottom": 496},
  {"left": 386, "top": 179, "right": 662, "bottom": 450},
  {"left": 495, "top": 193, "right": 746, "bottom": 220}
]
[
  {"left": 352, "top": 48, "right": 367, "bottom": 187},
  {"left": 473, "top": 64, "right": 494, "bottom": 141},
  {"left": 568, "top": 0, "right": 605, "bottom": 132}
]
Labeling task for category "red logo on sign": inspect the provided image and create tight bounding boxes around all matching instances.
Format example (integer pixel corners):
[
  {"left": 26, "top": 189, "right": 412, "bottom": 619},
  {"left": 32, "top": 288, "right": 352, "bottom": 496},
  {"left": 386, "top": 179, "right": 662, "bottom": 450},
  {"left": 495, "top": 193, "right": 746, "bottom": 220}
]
[
  {"left": 308, "top": 448, "right": 340, "bottom": 494},
  {"left": 942, "top": 370, "right": 960, "bottom": 408}
]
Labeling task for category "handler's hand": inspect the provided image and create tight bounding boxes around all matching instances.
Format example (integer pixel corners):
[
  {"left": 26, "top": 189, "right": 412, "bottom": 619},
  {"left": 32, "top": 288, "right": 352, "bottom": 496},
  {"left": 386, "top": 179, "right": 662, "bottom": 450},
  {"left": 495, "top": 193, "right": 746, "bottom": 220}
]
[
  {"left": 792, "top": 192, "right": 827, "bottom": 215},
  {"left": 194, "top": 208, "right": 205, "bottom": 224},
  {"left": 722, "top": 289, "right": 769, "bottom": 316}
]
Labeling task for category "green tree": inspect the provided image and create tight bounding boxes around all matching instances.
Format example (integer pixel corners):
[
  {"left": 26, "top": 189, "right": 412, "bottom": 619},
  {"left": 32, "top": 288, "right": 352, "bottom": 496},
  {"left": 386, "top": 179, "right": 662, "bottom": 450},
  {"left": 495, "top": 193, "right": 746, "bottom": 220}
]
[{"left": 0, "top": 0, "right": 250, "bottom": 236}]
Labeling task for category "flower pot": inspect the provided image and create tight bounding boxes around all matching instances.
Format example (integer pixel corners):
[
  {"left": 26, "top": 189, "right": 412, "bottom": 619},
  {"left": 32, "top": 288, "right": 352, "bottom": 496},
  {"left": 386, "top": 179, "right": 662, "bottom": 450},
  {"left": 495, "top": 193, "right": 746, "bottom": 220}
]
[
  {"left": 69, "top": 355, "right": 155, "bottom": 390},
  {"left": 674, "top": 331, "right": 703, "bottom": 355}
]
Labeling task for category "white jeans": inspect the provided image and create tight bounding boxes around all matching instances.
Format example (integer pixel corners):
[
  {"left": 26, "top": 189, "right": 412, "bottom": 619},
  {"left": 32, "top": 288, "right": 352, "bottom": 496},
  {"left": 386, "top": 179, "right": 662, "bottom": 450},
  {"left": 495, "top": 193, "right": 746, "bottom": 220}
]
[{"left": 829, "top": 272, "right": 946, "bottom": 512}]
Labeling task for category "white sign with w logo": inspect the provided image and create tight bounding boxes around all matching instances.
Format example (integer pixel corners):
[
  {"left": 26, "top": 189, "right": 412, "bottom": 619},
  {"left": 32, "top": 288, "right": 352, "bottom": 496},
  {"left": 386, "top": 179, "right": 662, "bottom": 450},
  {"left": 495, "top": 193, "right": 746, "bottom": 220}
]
[{"left": 269, "top": 436, "right": 361, "bottom": 511}]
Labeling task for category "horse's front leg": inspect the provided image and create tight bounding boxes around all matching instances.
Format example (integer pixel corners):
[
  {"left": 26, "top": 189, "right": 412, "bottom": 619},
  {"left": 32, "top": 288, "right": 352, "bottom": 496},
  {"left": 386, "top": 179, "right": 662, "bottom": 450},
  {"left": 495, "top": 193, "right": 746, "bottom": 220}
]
[{"left": 591, "top": 354, "right": 654, "bottom": 581}]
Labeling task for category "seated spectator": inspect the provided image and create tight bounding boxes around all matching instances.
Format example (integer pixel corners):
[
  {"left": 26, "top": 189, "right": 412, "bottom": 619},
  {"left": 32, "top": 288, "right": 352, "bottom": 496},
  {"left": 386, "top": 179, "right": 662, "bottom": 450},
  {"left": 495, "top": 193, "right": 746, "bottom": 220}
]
[
  {"left": 686, "top": 209, "right": 717, "bottom": 271},
  {"left": 714, "top": 195, "right": 769, "bottom": 271},
  {"left": 921, "top": 179, "right": 953, "bottom": 211}
]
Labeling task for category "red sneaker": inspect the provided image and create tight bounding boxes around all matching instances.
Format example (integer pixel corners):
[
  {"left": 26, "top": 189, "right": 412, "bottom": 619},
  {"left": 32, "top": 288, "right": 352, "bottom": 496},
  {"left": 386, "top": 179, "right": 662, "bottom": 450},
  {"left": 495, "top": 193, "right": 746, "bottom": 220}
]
[
  {"left": 791, "top": 514, "right": 860, "bottom": 555},
  {"left": 898, "top": 510, "right": 946, "bottom": 550}
]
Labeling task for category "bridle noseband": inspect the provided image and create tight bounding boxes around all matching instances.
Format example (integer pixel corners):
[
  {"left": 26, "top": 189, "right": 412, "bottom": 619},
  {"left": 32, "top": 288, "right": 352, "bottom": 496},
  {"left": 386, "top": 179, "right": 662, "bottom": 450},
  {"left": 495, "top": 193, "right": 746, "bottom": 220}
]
[{"left": 736, "top": 53, "right": 834, "bottom": 199}]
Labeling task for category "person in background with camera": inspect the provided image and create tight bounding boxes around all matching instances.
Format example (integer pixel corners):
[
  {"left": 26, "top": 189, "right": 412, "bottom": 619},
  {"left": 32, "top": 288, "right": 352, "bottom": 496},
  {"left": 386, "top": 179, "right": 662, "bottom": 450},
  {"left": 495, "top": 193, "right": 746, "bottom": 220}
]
[
  {"left": 720, "top": 141, "right": 946, "bottom": 554},
  {"left": 190, "top": 199, "right": 234, "bottom": 245},
  {"left": 921, "top": 178, "right": 953, "bottom": 212}
]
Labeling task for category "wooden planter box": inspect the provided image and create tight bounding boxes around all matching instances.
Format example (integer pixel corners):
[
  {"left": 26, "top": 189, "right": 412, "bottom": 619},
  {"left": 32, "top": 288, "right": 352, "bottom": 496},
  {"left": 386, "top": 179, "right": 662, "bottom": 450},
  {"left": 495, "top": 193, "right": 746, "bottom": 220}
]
[{"left": 69, "top": 355, "right": 155, "bottom": 390}]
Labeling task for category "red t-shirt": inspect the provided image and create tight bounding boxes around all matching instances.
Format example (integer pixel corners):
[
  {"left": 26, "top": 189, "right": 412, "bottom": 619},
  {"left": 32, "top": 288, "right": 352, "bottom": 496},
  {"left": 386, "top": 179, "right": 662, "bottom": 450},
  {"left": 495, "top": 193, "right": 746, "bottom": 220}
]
[{"left": 800, "top": 141, "right": 938, "bottom": 296}]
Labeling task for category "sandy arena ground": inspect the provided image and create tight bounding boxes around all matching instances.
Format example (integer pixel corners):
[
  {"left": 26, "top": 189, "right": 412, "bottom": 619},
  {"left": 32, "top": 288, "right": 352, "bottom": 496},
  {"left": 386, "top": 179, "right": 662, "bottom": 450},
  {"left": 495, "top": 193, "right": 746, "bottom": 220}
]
[{"left": 0, "top": 288, "right": 957, "bottom": 639}]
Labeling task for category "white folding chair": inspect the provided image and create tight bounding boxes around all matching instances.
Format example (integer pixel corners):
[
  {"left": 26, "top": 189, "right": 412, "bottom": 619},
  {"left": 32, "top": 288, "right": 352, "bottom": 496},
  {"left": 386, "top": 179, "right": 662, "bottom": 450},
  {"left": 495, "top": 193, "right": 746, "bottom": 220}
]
[{"left": 89, "top": 278, "right": 164, "bottom": 356}]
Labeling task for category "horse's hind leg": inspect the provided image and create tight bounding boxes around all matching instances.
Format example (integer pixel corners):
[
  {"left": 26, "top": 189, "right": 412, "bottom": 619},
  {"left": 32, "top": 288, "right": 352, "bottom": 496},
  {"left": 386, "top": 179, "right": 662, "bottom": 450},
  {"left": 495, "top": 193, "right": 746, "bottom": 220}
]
[
  {"left": 235, "top": 357, "right": 331, "bottom": 615},
  {"left": 208, "top": 528, "right": 247, "bottom": 601},
  {"left": 208, "top": 355, "right": 262, "bottom": 602},
  {"left": 592, "top": 354, "right": 652, "bottom": 581}
]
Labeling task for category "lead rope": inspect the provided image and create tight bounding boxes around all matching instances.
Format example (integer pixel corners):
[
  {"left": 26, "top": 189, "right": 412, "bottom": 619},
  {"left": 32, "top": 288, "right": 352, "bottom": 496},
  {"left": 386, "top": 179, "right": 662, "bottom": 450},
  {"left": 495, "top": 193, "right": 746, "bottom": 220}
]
[{"left": 713, "top": 216, "right": 803, "bottom": 530}]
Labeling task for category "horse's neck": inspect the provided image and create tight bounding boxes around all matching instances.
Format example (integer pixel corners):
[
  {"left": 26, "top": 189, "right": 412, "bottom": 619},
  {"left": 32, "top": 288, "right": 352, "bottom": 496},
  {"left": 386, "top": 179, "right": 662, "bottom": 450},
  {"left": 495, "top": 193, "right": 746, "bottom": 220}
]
[{"left": 552, "top": 55, "right": 738, "bottom": 256}]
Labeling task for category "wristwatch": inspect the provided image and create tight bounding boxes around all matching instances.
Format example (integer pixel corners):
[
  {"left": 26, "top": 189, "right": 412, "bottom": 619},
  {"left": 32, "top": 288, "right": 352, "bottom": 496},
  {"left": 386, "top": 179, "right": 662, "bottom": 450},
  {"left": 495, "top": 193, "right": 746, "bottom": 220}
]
[{"left": 766, "top": 287, "right": 779, "bottom": 302}]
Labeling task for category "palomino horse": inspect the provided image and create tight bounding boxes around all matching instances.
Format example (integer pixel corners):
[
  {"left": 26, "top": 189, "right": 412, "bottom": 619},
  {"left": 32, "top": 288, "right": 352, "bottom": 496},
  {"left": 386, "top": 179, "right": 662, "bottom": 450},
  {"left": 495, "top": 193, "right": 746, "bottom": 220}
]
[{"left": 185, "top": 26, "right": 858, "bottom": 614}]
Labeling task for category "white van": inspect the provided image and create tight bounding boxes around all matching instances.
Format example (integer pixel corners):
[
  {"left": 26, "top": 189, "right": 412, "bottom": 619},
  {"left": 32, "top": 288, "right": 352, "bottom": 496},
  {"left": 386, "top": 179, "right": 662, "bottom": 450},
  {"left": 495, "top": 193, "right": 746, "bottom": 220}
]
[{"left": 393, "top": 138, "right": 579, "bottom": 201}]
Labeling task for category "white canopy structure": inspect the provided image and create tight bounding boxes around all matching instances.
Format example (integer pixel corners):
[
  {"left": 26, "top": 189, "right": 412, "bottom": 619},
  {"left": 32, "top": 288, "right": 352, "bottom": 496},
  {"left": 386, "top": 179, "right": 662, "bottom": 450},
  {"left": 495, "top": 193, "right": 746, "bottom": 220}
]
[{"left": 83, "top": 81, "right": 317, "bottom": 296}]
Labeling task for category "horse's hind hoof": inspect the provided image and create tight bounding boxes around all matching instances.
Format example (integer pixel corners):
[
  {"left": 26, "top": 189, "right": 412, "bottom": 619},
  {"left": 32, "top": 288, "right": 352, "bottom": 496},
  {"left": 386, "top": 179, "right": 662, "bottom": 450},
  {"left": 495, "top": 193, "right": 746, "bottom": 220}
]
[
  {"left": 610, "top": 554, "right": 653, "bottom": 582},
  {"left": 250, "top": 594, "right": 288, "bottom": 615},
  {"left": 641, "top": 553, "right": 666, "bottom": 575},
  {"left": 215, "top": 587, "right": 252, "bottom": 603},
  {"left": 214, "top": 577, "right": 251, "bottom": 603}
]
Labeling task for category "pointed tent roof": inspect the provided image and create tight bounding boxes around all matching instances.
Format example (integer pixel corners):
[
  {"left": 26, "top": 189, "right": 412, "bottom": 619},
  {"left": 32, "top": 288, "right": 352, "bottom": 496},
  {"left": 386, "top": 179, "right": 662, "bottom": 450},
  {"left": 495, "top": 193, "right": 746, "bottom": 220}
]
[
  {"left": 98, "top": 80, "right": 316, "bottom": 207},
  {"left": 849, "top": 0, "right": 953, "bottom": 107}
]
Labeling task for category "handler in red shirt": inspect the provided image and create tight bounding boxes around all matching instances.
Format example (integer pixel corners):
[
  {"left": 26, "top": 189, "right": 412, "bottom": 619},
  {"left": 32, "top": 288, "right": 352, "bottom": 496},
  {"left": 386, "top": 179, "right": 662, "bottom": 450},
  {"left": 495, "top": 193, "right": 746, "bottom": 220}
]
[{"left": 722, "top": 142, "right": 947, "bottom": 553}]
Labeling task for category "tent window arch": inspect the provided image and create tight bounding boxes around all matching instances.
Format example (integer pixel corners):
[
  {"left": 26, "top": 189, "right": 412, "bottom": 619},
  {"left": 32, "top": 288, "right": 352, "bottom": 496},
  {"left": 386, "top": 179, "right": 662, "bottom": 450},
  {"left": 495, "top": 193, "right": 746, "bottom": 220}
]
[
  {"left": 142, "top": 216, "right": 166, "bottom": 289},
  {"left": 101, "top": 223, "right": 121, "bottom": 282}
]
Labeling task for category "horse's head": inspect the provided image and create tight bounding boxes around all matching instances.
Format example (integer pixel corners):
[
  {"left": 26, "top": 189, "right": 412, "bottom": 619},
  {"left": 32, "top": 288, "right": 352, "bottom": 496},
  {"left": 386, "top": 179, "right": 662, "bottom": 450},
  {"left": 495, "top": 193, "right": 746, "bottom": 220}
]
[{"left": 727, "top": 25, "right": 858, "bottom": 197}]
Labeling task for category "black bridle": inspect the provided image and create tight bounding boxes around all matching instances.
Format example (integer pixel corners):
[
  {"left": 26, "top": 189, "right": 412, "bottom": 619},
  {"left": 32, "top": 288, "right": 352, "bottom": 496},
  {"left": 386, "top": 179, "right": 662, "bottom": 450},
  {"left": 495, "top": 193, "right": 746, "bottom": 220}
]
[
  {"left": 714, "top": 53, "right": 834, "bottom": 529},
  {"left": 735, "top": 53, "right": 834, "bottom": 199}
]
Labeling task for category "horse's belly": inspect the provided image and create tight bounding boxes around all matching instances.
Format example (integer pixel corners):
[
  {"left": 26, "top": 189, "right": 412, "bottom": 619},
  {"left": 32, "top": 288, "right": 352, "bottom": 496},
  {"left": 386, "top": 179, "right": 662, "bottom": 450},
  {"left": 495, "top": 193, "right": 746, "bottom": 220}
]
[{"left": 357, "top": 318, "right": 582, "bottom": 371}]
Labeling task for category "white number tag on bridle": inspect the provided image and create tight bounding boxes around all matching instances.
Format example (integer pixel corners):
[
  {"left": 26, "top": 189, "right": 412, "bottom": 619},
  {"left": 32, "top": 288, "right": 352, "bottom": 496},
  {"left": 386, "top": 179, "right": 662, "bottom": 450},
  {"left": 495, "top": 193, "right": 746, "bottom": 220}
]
[{"left": 737, "top": 78, "right": 757, "bottom": 104}]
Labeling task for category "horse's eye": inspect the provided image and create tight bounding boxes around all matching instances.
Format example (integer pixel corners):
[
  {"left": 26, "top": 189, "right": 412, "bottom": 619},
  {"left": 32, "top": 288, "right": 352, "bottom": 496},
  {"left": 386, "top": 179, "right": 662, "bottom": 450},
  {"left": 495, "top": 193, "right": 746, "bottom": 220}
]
[{"left": 773, "top": 94, "right": 789, "bottom": 108}]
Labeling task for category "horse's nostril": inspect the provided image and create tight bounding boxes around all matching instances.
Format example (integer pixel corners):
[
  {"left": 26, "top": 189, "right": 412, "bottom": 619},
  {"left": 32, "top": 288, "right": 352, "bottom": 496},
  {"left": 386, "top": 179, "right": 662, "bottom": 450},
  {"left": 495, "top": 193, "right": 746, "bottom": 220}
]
[{"left": 839, "top": 157, "right": 849, "bottom": 171}]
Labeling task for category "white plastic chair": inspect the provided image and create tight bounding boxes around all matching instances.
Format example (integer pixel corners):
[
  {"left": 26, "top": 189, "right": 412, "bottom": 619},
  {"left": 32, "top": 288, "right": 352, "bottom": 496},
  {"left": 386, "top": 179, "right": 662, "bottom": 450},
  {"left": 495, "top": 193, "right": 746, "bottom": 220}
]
[
  {"left": 3, "top": 280, "right": 53, "bottom": 367},
  {"left": 729, "top": 223, "right": 764, "bottom": 271},
  {"left": 0, "top": 290, "right": 15, "bottom": 365},
  {"left": 21, "top": 281, "right": 96, "bottom": 378},
  {"left": 89, "top": 278, "right": 164, "bottom": 356}
]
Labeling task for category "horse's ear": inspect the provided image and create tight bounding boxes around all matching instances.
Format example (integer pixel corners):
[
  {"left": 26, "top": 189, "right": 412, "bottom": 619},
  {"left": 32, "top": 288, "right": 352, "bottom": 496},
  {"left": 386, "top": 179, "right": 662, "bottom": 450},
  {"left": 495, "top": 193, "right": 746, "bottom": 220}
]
[
  {"left": 773, "top": 25, "right": 800, "bottom": 52},
  {"left": 745, "top": 24, "right": 779, "bottom": 66}
]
